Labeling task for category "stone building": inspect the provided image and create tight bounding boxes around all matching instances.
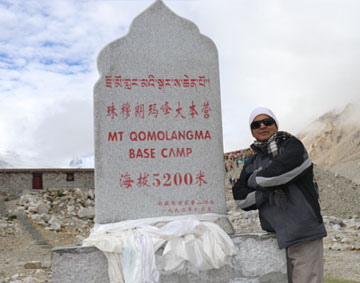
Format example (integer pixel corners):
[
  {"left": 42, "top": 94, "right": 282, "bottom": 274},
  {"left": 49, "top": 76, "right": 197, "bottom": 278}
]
[{"left": 0, "top": 168, "right": 94, "bottom": 195}]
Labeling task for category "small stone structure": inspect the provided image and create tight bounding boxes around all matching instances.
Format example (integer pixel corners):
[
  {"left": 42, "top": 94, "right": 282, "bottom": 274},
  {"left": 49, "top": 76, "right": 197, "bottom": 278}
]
[
  {"left": 0, "top": 169, "right": 94, "bottom": 195},
  {"left": 52, "top": 233, "right": 287, "bottom": 283}
]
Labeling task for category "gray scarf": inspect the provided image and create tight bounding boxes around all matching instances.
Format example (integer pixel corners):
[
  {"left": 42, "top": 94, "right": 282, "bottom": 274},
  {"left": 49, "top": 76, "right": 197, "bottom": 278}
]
[{"left": 252, "top": 131, "right": 293, "bottom": 157}]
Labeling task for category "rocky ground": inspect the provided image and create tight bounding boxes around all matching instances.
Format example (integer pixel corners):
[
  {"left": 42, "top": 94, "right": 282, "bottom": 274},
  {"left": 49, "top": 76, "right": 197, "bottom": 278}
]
[{"left": 0, "top": 164, "right": 359, "bottom": 282}]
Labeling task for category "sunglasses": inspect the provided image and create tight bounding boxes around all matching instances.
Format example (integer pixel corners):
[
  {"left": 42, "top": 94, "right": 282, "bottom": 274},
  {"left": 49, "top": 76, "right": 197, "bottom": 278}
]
[{"left": 250, "top": 118, "right": 276, "bottom": 130}]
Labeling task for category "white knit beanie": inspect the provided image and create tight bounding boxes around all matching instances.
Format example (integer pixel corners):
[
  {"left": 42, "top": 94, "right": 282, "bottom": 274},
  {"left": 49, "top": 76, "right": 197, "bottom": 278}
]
[{"left": 249, "top": 107, "right": 279, "bottom": 129}]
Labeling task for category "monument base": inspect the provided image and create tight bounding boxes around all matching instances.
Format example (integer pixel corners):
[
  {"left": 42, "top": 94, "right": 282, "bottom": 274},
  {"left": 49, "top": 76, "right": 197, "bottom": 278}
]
[{"left": 52, "top": 233, "right": 287, "bottom": 283}]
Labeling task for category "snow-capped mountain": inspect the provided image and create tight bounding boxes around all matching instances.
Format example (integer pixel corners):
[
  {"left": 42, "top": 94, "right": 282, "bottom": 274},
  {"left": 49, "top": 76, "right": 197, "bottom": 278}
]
[{"left": 69, "top": 154, "right": 94, "bottom": 168}]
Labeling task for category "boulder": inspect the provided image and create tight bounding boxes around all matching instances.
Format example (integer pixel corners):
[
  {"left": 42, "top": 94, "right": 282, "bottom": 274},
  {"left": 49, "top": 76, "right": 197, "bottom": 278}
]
[
  {"left": 331, "top": 243, "right": 342, "bottom": 250},
  {"left": 35, "top": 202, "right": 50, "bottom": 214},
  {"left": 19, "top": 194, "right": 37, "bottom": 205},
  {"left": 48, "top": 216, "right": 62, "bottom": 231},
  {"left": 74, "top": 188, "right": 87, "bottom": 201},
  {"left": 41, "top": 213, "right": 51, "bottom": 223},
  {"left": 77, "top": 207, "right": 95, "bottom": 220},
  {"left": 50, "top": 221, "right": 62, "bottom": 232},
  {"left": 87, "top": 189, "right": 95, "bottom": 200}
]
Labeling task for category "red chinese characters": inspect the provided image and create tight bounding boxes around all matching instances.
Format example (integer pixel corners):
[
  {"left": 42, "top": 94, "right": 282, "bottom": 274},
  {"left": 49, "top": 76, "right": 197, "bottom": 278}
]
[
  {"left": 106, "top": 101, "right": 211, "bottom": 120},
  {"left": 148, "top": 104, "right": 159, "bottom": 118},
  {"left": 157, "top": 199, "right": 215, "bottom": 214},
  {"left": 119, "top": 171, "right": 208, "bottom": 189},
  {"left": 120, "top": 103, "right": 131, "bottom": 119},
  {"left": 160, "top": 101, "right": 172, "bottom": 115},
  {"left": 201, "top": 102, "right": 211, "bottom": 119},
  {"left": 106, "top": 102, "right": 118, "bottom": 119},
  {"left": 175, "top": 102, "right": 186, "bottom": 119},
  {"left": 135, "top": 103, "right": 145, "bottom": 119},
  {"left": 189, "top": 101, "right": 199, "bottom": 118},
  {"left": 195, "top": 170, "right": 207, "bottom": 186},
  {"left": 119, "top": 172, "right": 134, "bottom": 189}
]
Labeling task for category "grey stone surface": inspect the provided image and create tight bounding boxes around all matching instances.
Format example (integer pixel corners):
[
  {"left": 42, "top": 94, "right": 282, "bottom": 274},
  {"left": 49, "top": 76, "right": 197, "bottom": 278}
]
[
  {"left": 77, "top": 207, "right": 95, "bottom": 219},
  {"left": 94, "top": 0, "right": 226, "bottom": 223},
  {"left": 52, "top": 246, "right": 109, "bottom": 283},
  {"left": 216, "top": 214, "right": 236, "bottom": 235},
  {"left": 35, "top": 202, "right": 50, "bottom": 214},
  {"left": 51, "top": 233, "right": 287, "bottom": 283},
  {"left": 232, "top": 233, "right": 286, "bottom": 278}
]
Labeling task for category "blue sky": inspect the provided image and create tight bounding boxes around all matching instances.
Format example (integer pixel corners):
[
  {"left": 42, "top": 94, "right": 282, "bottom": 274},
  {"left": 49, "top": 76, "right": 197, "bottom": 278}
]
[{"left": 1, "top": 0, "right": 360, "bottom": 168}]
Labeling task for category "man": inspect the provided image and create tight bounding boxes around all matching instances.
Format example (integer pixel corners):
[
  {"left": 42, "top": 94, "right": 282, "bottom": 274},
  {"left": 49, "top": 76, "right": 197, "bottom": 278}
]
[{"left": 232, "top": 107, "right": 327, "bottom": 283}]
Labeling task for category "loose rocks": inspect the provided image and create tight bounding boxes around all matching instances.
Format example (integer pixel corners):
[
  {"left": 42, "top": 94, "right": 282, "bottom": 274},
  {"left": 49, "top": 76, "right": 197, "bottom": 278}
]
[{"left": 15, "top": 188, "right": 95, "bottom": 236}]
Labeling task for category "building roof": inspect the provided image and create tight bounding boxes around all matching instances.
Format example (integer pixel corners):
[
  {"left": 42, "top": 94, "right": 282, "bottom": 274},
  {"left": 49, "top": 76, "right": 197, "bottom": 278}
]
[{"left": 0, "top": 168, "right": 94, "bottom": 173}]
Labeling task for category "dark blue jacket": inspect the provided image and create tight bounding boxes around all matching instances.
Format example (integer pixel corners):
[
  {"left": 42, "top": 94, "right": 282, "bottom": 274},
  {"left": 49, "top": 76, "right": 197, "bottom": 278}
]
[{"left": 232, "top": 135, "right": 327, "bottom": 249}]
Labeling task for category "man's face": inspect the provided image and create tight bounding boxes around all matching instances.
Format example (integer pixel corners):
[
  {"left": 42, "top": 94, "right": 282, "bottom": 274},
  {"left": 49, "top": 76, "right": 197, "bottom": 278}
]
[{"left": 251, "top": 114, "right": 278, "bottom": 141}]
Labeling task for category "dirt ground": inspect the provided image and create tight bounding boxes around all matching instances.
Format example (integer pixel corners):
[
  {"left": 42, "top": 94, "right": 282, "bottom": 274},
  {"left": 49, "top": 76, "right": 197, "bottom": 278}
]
[
  {"left": 0, "top": 219, "right": 52, "bottom": 282},
  {"left": 0, "top": 198, "right": 83, "bottom": 282},
  {"left": 323, "top": 249, "right": 360, "bottom": 281}
]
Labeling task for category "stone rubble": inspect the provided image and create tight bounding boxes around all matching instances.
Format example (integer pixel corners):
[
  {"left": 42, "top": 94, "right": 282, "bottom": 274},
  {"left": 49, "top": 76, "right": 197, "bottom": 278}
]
[
  {"left": 0, "top": 217, "right": 20, "bottom": 237},
  {"left": 15, "top": 188, "right": 95, "bottom": 237}
]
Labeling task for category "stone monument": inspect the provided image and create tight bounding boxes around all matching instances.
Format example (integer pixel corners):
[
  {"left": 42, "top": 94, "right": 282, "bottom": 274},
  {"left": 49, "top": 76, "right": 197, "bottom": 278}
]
[
  {"left": 52, "top": 2, "right": 287, "bottom": 282},
  {"left": 94, "top": 0, "right": 226, "bottom": 224}
]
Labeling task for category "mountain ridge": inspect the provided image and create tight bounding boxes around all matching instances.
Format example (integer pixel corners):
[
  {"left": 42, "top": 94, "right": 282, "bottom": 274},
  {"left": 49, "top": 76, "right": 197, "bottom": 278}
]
[{"left": 298, "top": 103, "right": 360, "bottom": 184}]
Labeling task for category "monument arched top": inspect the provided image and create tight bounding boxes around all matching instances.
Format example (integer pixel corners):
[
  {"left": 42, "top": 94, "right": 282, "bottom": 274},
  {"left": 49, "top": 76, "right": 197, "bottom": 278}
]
[
  {"left": 130, "top": 0, "right": 200, "bottom": 36},
  {"left": 96, "top": 0, "right": 218, "bottom": 75}
]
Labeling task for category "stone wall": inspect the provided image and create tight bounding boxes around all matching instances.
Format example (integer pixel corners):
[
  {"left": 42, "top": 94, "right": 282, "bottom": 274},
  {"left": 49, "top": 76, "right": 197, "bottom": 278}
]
[
  {"left": 42, "top": 171, "right": 94, "bottom": 190},
  {"left": 0, "top": 169, "right": 94, "bottom": 195},
  {"left": 0, "top": 171, "right": 31, "bottom": 195}
]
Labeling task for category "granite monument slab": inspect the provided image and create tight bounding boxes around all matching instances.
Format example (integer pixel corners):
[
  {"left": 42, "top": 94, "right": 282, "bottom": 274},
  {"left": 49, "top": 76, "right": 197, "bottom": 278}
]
[{"left": 94, "top": 0, "right": 226, "bottom": 223}]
